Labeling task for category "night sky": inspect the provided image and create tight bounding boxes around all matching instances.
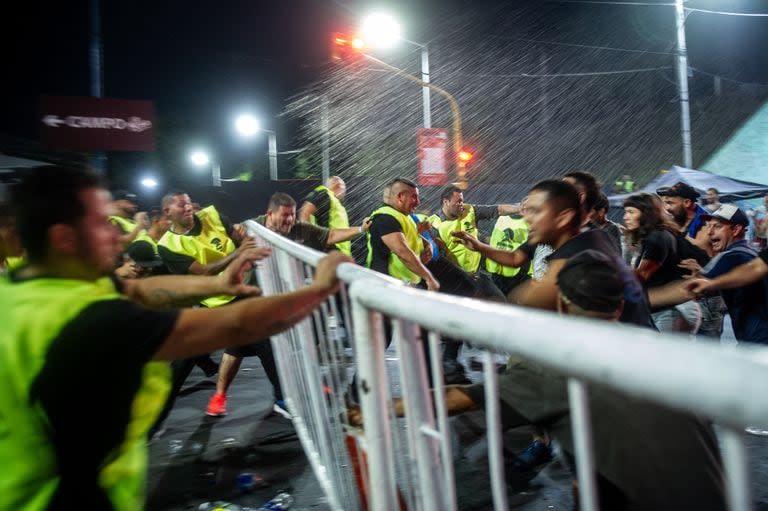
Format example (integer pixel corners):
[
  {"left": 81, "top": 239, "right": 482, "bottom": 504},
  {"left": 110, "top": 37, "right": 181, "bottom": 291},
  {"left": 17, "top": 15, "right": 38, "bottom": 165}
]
[{"left": 3, "top": 0, "right": 767, "bottom": 189}]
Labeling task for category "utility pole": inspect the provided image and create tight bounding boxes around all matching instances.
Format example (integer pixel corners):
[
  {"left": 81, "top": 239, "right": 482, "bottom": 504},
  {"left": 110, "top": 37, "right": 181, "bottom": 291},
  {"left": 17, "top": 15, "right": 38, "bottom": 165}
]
[
  {"left": 321, "top": 96, "right": 331, "bottom": 184},
  {"left": 89, "top": 0, "right": 106, "bottom": 173},
  {"left": 674, "top": 0, "right": 694, "bottom": 168}
]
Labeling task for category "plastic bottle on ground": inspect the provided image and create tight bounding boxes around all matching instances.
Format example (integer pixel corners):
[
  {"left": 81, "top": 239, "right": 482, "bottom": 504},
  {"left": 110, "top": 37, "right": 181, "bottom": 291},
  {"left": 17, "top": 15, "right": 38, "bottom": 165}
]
[
  {"left": 198, "top": 501, "right": 242, "bottom": 511},
  {"left": 257, "top": 492, "right": 294, "bottom": 510}
]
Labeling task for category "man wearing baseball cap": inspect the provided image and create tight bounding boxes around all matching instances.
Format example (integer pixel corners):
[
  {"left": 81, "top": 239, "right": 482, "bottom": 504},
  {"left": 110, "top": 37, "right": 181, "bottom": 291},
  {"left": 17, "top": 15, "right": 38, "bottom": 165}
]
[
  {"left": 110, "top": 189, "right": 149, "bottom": 249},
  {"left": 685, "top": 204, "right": 768, "bottom": 344},
  {"left": 656, "top": 182, "right": 710, "bottom": 253}
]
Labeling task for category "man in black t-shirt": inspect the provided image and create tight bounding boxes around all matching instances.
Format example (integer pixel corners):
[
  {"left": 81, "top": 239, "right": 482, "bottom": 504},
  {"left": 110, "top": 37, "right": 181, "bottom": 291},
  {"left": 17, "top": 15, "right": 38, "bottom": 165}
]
[
  {"left": 454, "top": 180, "right": 653, "bottom": 328},
  {"left": 205, "top": 192, "right": 369, "bottom": 418},
  {"left": 1, "top": 165, "right": 350, "bottom": 510}
]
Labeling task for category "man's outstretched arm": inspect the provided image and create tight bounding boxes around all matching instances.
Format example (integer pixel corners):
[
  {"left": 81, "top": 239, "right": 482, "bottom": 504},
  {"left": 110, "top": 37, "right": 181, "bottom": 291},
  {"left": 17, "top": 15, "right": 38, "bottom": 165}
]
[
  {"left": 153, "top": 252, "right": 352, "bottom": 360},
  {"left": 122, "top": 247, "right": 271, "bottom": 308}
]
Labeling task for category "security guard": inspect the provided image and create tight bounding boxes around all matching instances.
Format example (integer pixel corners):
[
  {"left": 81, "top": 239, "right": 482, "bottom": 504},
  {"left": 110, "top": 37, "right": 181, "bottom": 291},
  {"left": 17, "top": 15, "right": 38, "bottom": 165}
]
[
  {"left": 486, "top": 215, "right": 533, "bottom": 295},
  {"left": 431, "top": 185, "right": 519, "bottom": 299},
  {"left": 366, "top": 178, "right": 438, "bottom": 290},
  {"left": 109, "top": 190, "right": 148, "bottom": 248},
  {"left": 1, "top": 165, "right": 348, "bottom": 510},
  {"left": 613, "top": 175, "right": 635, "bottom": 194},
  {"left": 299, "top": 176, "right": 352, "bottom": 254}
]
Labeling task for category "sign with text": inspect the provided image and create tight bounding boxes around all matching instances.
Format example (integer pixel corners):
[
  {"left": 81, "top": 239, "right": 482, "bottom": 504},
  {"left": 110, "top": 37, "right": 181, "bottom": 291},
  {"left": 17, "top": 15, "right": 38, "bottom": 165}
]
[
  {"left": 417, "top": 128, "right": 449, "bottom": 186},
  {"left": 40, "top": 96, "right": 155, "bottom": 151}
]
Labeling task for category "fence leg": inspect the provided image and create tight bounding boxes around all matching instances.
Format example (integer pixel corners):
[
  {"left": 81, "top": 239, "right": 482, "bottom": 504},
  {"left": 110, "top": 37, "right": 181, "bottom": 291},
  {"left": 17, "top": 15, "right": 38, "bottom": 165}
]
[{"left": 350, "top": 284, "right": 399, "bottom": 510}]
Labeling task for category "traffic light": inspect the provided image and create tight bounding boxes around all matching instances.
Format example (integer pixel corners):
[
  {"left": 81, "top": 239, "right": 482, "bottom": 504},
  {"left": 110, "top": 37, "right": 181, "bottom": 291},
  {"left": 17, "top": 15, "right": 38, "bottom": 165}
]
[
  {"left": 331, "top": 33, "right": 365, "bottom": 62},
  {"left": 456, "top": 147, "right": 475, "bottom": 185},
  {"left": 457, "top": 148, "right": 474, "bottom": 164}
]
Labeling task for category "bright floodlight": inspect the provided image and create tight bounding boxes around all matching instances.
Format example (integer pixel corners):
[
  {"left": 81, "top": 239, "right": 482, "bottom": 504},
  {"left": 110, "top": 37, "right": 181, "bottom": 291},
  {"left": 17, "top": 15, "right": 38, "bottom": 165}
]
[
  {"left": 140, "top": 177, "right": 158, "bottom": 189},
  {"left": 235, "top": 114, "right": 261, "bottom": 137},
  {"left": 190, "top": 151, "right": 210, "bottom": 166},
  {"left": 361, "top": 12, "right": 401, "bottom": 49}
]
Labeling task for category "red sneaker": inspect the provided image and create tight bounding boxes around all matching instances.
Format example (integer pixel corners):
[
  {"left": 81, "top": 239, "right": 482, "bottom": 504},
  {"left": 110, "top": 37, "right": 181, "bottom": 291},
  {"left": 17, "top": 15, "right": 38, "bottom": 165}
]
[{"left": 206, "top": 392, "right": 227, "bottom": 417}]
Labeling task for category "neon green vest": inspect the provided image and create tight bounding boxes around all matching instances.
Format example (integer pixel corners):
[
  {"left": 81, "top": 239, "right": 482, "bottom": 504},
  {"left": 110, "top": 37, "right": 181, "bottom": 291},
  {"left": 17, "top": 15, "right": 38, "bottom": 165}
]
[
  {"left": 366, "top": 205, "right": 423, "bottom": 284},
  {"left": 5, "top": 256, "right": 25, "bottom": 270},
  {"left": 158, "top": 206, "right": 236, "bottom": 307},
  {"left": 109, "top": 215, "right": 138, "bottom": 235},
  {"left": 0, "top": 276, "right": 171, "bottom": 511},
  {"left": 433, "top": 205, "right": 482, "bottom": 273},
  {"left": 485, "top": 216, "right": 533, "bottom": 277},
  {"left": 310, "top": 185, "right": 351, "bottom": 255}
]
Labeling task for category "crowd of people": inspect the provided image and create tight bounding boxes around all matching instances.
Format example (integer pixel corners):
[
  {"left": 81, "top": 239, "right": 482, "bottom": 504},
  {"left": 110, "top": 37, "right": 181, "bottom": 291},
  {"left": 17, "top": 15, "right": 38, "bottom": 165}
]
[{"left": 3, "top": 163, "right": 768, "bottom": 510}]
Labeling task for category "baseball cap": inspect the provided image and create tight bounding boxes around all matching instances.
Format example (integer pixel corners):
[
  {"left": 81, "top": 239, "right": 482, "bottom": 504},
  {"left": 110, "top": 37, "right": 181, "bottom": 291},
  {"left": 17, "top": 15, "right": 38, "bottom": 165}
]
[
  {"left": 127, "top": 240, "right": 164, "bottom": 268},
  {"left": 656, "top": 182, "right": 700, "bottom": 200},
  {"left": 701, "top": 203, "right": 749, "bottom": 227},
  {"left": 113, "top": 189, "right": 138, "bottom": 202},
  {"left": 556, "top": 250, "right": 625, "bottom": 313}
]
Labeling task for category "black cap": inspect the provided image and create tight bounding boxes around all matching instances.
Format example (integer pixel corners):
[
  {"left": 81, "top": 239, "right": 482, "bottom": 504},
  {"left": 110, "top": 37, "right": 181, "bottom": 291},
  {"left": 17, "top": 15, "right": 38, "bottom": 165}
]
[
  {"left": 702, "top": 204, "right": 749, "bottom": 228},
  {"left": 127, "top": 240, "right": 164, "bottom": 268},
  {"left": 113, "top": 190, "right": 138, "bottom": 202},
  {"left": 556, "top": 250, "right": 625, "bottom": 313},
  {"left": 656, "top": 181, "right": 700, "bottom": 200}
]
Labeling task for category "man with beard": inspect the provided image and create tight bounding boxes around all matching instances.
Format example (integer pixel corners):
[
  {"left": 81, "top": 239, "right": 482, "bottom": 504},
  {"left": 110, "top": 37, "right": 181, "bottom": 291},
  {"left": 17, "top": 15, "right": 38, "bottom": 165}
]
[
  {"left": 205, "top": 191, "right": 368, "bottom": 418},
  {"left": 656, "top": 182, "right": 711, "bottom": 254},
  {"left": 657, "top": 182, "right": 724, "bottom": 338}
]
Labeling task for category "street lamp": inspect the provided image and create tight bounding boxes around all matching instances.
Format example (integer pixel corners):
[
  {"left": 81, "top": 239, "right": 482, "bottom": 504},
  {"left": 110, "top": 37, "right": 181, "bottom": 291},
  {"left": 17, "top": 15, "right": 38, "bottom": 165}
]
[
  {"left": 360, "top": 12, "right": 432, "bottom": 128},
  {"left": 190, "top": 150, "right": 222, "bottom": 187},
  {"left": 140, "top": 177, "right": 158, "bottom": 189},
  {"left": 235, "top": 113, "right": 279, "bottom": 180}
]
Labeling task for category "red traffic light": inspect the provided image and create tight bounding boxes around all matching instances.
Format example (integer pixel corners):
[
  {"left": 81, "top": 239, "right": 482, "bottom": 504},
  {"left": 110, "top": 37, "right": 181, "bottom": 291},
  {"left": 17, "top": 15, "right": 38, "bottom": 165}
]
[
  {"left": 331, "top": 33, "right": 365, "bottom": 61},
  {"left": 457, "top": 148, "right": 474, "bottom": 163}
]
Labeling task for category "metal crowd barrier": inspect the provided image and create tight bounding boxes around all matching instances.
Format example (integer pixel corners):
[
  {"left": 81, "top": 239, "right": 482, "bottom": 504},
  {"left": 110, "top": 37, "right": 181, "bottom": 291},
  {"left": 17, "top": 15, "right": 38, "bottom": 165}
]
[{"left": 245, "top": 219, "right": 768, "bottom": 511}]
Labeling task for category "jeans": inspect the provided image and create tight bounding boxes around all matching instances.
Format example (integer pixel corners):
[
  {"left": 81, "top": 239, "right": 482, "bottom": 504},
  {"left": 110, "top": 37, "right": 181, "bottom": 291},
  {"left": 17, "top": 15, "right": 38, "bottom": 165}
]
[{"left": 652, "top": 301, "right": 701, "bottom": 335}]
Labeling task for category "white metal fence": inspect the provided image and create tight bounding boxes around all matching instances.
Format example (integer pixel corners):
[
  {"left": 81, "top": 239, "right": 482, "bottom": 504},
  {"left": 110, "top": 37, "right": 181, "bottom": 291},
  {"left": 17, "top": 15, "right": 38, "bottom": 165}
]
[{"left": 246, "top": 219, "right": 768, "bottom": 511}]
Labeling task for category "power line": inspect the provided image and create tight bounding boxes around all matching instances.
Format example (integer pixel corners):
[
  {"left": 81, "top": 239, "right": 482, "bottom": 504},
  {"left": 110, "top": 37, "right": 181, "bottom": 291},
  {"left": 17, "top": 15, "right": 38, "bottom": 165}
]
[
  {"left": 456, "top": 66, "right": 672, "bottom": 78},
  {"left": 548, "top": 0, "right": 674, "bottom": 6},
  {"left": 685, "top": 7, "right": 768, "bottom": 17},
  {"left": 519, "top": 37, "right": 676, "bottom": 56}
]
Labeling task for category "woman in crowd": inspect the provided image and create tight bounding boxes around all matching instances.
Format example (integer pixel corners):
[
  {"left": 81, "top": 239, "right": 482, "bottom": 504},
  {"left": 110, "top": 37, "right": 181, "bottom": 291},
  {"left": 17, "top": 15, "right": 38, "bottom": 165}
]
[{"left": 623, "top": 193, "right": 701, "bottom": 333}]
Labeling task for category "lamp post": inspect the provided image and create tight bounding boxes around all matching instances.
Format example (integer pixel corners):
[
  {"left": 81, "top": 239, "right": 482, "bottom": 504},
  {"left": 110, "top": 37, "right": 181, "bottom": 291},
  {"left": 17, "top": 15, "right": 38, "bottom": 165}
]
[
  {"left": 235, "top": 113, "right": 278, "bottom": 180},
  {"left": 190, "top": 150, "right": 221, "bottom": 187},
  {"left": 361, "top": 13, "right": 432, "bottom": 128}
]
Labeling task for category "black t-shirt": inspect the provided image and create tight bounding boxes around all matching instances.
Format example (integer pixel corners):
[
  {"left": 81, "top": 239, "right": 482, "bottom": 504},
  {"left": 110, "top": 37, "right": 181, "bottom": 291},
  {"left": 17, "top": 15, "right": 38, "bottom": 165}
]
[
  {"left": 368, "top": 207, "right": 404, "bottom": 276},
  {"left": 159, "top": 213, "right": 235, "bottom": 274},
  {"left": 548, "top": 230, "right": 654, "bottom": 328},
  {"left": 632, "top": 229, "right": 681, "bottom": 288},
  {"left": 303, "top": 188, "right": 332, "bottom": 228},
  {"left": 29, "top": 297, "right": 178, "bottom": 508}
]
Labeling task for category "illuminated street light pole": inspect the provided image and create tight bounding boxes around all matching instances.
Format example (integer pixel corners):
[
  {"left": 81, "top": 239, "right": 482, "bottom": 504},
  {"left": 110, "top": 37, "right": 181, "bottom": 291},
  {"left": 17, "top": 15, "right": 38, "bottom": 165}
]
[
  {"left": 361, "top": 13, "right": 432, "bottom": 128},
  {"left": 235, "top": 114, "right": 279, "bottom": 180},
  {"left": 190, "top": 150, "right": 221, "bottom": 187}
]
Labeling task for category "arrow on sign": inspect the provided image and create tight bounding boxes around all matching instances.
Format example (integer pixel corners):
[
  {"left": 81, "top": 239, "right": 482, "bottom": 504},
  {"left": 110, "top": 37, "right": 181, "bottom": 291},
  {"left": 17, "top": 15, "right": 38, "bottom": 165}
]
[{"left": 42, "top": 115, "right": 65, "bottom": 127}]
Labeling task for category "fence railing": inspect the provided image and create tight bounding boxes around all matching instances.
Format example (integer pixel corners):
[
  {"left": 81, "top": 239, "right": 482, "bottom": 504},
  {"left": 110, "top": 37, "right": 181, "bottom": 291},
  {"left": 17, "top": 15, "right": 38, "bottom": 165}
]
[{"left": 245, "top": 219, "right": 768, "bottom": 511}]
